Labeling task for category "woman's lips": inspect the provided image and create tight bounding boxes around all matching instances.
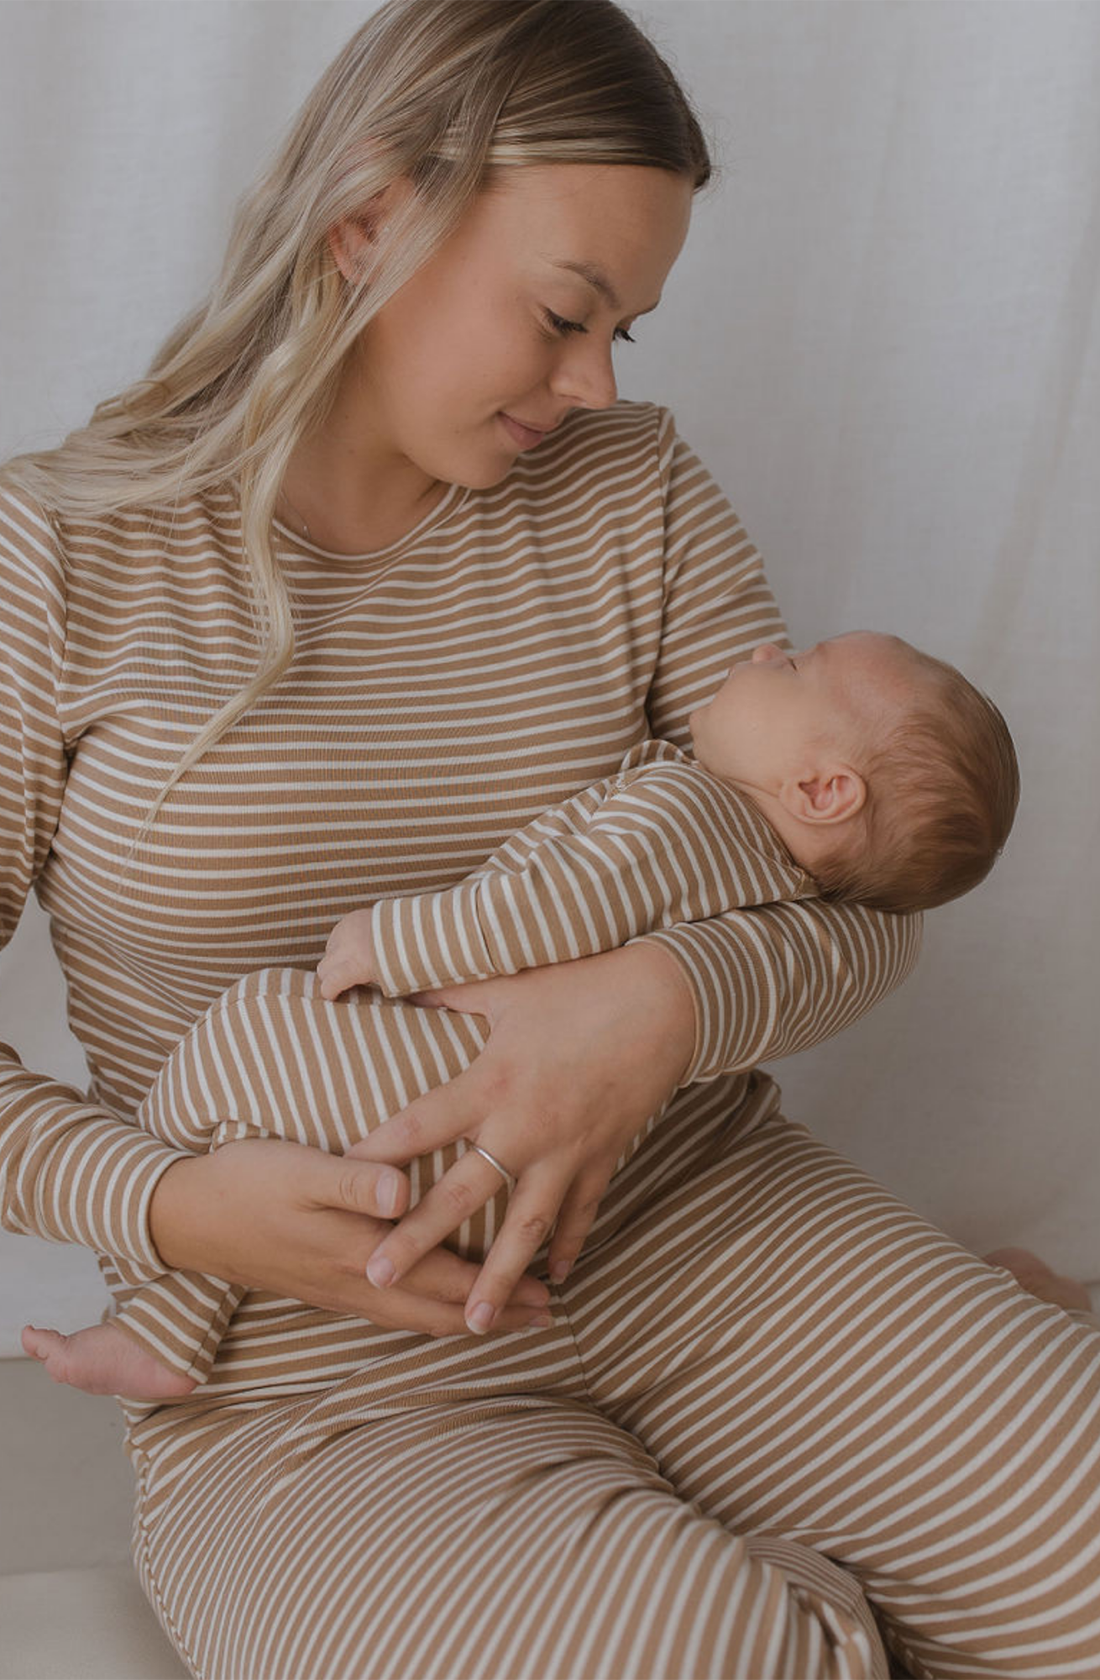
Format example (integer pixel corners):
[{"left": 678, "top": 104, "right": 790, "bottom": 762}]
[{"left": 499, "top": 412, "right": 549, "bottom": 450}]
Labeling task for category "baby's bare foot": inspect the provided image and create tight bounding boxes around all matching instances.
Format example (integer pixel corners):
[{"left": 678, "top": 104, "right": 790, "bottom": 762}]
[
  {"left": 21, "top": 1321, "right": 197, "bottom": 1400},
  {"left": 984, "top": 1247, "right": 1094, "bottom": 1316}
]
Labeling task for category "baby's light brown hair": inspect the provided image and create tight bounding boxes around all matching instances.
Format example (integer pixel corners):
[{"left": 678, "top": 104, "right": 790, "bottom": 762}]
[{"left": 814, "top": 646, "right": 1019, "bottom": 915}]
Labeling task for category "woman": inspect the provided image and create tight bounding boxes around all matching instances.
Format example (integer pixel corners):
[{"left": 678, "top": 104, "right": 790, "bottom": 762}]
[{"left": 2, "top": 2, "right": 1098, "bottom": 1675}]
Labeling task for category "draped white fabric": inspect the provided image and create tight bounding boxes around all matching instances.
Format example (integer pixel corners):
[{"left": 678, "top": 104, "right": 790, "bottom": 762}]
[{"left": 1, "top": 0, "right": 1097, "bottom": 1347}]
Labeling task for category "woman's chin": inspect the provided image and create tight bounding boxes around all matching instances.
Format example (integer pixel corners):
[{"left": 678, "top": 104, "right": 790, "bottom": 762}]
[{"left": 453, "top": 452, "right": 525, "bottom": 491}]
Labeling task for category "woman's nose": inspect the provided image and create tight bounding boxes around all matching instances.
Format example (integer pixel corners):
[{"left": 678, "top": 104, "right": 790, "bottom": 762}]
[
  {"left": 550, "top": 341, "right": 618, "bottom": 411},
  {"left": 751, "top": 642, "right": 782, "bottom": 664}
]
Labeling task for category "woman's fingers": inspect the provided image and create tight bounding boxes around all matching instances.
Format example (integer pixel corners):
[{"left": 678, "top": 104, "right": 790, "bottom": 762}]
[
  {"left": 149, "top": 1141, "right": 547, "bottom": 1340},
  {"left": 346, "top": 1070, "right": 484, "bottom": 1166},
  {"left": 359, "top": 1281, "right": 546, "bottom": 1339},
  {"left": 400, "top": 1238, "right": 548, "bottom": 1313},
  {"left": 306, "top": 1146, "right": 410, "bottom": 1220},
  {"left": 461, "top": 1162, "right": 569, "bottom": 1332},
  {"left": 320, "top": 1151, "right": 550, "bottom": 1316},
  {"left": 546, "top": 1168, "right": 610, "bottom": 1283},
  {"left": 407, "top": 981, "right": 495, "bottom": 1013},
  {"left": 364, "top": 1148, "right": 509, "bottom": 1288},
  {"left": 380, "top": 1247, "right": 549, "bottom": 1335}
]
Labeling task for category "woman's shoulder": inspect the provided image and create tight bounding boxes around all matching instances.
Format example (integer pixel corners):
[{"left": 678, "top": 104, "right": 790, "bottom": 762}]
[
  {"left": 0, "top": 468, "right": 66, "bottom": 590},
  {"left": 0, "top": 469, "right": 238, "bottom": 588},
  {"left": 522, "top": 399, "right": 678, "bottom": 481}
]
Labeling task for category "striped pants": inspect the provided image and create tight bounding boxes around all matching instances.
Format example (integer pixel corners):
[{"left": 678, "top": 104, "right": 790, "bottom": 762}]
[{"left": 119, "top": 972, "right": 1100, "bottom": 1680}]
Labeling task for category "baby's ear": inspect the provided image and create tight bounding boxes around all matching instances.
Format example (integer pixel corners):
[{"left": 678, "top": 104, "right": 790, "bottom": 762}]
[{"left": 782, "top": 766, "right": 867, "bottom": 827}]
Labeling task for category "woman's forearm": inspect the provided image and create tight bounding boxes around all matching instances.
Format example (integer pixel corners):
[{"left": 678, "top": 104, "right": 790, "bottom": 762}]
[
  {"left": 0, "top": 1050, "right": 188, "bottom": 1269},
  {"left": 641, "top": 897, "right": 921, "bottom": 1085}
]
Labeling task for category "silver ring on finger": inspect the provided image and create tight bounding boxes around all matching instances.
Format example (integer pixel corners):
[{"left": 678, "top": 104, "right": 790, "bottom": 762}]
[{"left": 461, "top": 1138, "right": 517, "bottom": 1192}]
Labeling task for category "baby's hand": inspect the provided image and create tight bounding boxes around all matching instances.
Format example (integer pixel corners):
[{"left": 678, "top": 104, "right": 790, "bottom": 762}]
[{"left": 317, "top": 907, "right": 379, "bottom": 999}]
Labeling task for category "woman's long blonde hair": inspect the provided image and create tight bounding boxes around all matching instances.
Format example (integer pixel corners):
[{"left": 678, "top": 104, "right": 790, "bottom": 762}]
[{"left": 6, "top": 0, "right": 710, "bottom": 833}]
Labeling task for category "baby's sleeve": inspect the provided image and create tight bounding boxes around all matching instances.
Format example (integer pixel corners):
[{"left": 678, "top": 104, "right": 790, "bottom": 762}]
[{"left": 367, "top": 750, "right": 813, "bottom": 996}]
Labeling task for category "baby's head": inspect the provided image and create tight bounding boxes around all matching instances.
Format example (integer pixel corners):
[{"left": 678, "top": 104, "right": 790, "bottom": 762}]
[{"left": 689, "top": 631, "right": 1019, "bottom": 914}]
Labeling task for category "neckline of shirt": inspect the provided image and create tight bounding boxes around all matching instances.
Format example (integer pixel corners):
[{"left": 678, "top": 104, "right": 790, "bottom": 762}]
[{"left": 270, "top": 480, "right": 472, "bottom": 566}]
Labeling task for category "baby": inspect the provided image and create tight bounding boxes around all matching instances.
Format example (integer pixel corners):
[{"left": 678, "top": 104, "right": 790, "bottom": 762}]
[
  {"left": 319, "top": 628, "right": 1019, "bottom": 1008},
  {"left": 25, "top": 630, "right": 1030, "bottom": 1401}
]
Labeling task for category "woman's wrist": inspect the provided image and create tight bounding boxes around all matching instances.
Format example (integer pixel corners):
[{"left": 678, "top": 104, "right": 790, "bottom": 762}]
[
  {"left": 148, "top": 1153, "right": 220, "bottom": 1272},
  {"left": 614, "top": 938, "right": 697, "bottom": 1090}
]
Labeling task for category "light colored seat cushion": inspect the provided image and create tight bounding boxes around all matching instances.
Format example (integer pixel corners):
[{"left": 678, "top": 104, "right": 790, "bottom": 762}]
[{"left": 0, "top": 1564, "right": 188, "bottom": 1679}]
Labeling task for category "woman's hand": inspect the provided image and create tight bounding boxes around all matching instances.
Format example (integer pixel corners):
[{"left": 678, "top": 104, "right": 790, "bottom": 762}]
[
  {"left": 148, "top": 1138, "right": 551, "bottom": 1338},
  {"left": 346, "top": 941, "right": 696, "bottom": 1332}
]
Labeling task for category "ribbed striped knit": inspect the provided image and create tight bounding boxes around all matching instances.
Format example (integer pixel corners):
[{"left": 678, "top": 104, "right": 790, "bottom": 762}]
[
  {"left": 0, "top": 402, "right": 914, "bottom": 1276},
  {"left": 94, "top": 743, "right": 815, "bottom": 1381},
  {"left": 368, "top": 737, "right": 818, "bottom": 994},
  {"left": 5, "top": 403, "right": 1096, "bottom": 1678}
]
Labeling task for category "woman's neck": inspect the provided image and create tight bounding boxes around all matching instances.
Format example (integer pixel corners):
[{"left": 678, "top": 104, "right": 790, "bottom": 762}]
[
  {"left": 279, "top": 370, "right": 448, "bottom": 556},
  {"left": 278, "top": 447, "right": 449, "bottom": 556}
]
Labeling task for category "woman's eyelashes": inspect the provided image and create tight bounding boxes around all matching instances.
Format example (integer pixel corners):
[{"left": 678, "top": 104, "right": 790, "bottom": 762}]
[{"left": 543, "top": 310, "right": 636, "bottom": 343}]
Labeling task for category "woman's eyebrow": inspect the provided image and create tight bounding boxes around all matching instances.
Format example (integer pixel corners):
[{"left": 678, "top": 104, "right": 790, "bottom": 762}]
[{"left": 551, "top": 259, "right": 660, "bottom": 316}]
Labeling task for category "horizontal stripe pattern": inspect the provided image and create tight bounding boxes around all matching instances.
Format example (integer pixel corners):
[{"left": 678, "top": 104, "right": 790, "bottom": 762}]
[
  {"left": 125, "top": 1103, "right": 1100, "bottom": 1678},
  {"left": 1, "top": 399, "right": 916, "bottom": 1272},
  {"left": 117, "top": 967, "right": 752, "bottom": 1384},
  {"left": 109, "top": 736, "right": 820, "bottom": 1384},
  {"left": 0, "top": 399, "right": 982, "bottom": 1675},
  {"left": 369, "top": 738, "right": 816, "bottom": 995}
]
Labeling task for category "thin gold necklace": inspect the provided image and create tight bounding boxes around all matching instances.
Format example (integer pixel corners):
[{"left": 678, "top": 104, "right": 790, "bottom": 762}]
[{"left": 278, "top": 488, "right": 312, "bottom": 543}]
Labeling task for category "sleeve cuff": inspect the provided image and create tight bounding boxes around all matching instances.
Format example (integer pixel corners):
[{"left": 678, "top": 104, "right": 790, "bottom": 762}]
[
  {"left": 126, "top": 1139, "right": 193, "bottom": 1272},
  {"left": 369, "top": 885, "right": 497, "bottom": 996},
  {"left": 639, "top": 901, "right": 921, "bottom": 1086},
  {"left": 13, "top": 1111, "right": 191, "bottom": 1272},
  {"left": 638, "top": 923, "right": 756, "bottom": 1086}
]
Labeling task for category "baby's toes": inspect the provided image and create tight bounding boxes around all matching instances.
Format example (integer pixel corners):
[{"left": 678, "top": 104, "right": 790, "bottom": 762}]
[{"left": 21, "top": 1324, "right": 71, "bottom": 1379}]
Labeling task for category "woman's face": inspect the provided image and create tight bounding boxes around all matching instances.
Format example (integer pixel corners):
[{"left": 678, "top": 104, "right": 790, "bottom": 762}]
[{"left": 340, "top": 163, "right": 694, "bottom": 489}]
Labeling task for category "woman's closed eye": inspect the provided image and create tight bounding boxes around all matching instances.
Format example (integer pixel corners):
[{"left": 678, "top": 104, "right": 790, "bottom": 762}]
[{"left": 544, "top": 310, "right": 636, "bottom": 344}]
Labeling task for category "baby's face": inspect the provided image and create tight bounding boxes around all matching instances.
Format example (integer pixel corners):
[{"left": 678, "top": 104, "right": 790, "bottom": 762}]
[{"left": 688, "top": 631, "right": 917, "bottom": 794}]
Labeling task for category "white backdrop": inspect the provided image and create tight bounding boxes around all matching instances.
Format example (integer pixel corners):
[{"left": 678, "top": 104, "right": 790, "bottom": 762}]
[{"left": 1, "top": 0, "right": 1097, "bottom": 1351}]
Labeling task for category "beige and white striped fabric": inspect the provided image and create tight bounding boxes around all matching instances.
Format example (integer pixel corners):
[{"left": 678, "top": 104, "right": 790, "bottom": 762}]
[
  {"left": 125, "top": 1086, "right": 1100, "bottom": 1679},
  {"left": 367, "top": 737, "right": 817, "bottom": 995},
  {"left": 107, "top": 739, "right": 815, "bottom": 1382},
  {"left": 3, "top": 401, "right": 1097, "bottom": 1676}
]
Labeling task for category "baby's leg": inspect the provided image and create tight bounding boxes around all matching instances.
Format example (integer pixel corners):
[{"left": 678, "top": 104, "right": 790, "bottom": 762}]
[
  {"left": 22, "top": 1259, "right": 243, "bottom": 1398},
  {"left": 19, "top": 985, "right": 280, "bottom": 1397},
  {"left": 31, "top": 968, "right": 499, "bottom": 1395}
]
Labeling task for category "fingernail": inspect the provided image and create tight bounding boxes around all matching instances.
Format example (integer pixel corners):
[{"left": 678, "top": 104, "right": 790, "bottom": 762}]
[
  {"left": 367, "top": 1255, "right": 395, "bottom": 1288},
  {"left": 467, "top": 1302, "right": 495, "bottom": 1334},
  {"left": 526, "top": 1312, "right": 553, "bottom": 1331},
  {"left": 549, "top": 1261, "right": 570, "bottom": 1284},
  {"left": 377, "top": 1171, "right": 401, "bottom": 1217}
]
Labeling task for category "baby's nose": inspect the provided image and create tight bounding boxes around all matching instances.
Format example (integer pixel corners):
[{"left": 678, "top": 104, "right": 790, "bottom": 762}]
[{"left": 751, "top": 642, "right": 783, "bottom": 664}]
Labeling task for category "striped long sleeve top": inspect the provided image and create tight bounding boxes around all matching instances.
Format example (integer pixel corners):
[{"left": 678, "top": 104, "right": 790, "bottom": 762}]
[
  {"left": 0, "top": 402, "right": 920, "bottom": 1279},
  {"left": 368, "top": 738, "right": 817, "bottom": 996}
]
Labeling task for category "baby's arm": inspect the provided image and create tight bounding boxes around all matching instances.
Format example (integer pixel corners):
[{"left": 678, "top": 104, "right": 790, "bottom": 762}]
[{"left": 320, "top": 749, "right": 814, "bottom": 1001}]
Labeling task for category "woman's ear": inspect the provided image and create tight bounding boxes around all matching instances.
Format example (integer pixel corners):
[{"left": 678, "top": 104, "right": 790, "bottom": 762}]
[
  {"left": 327, "top": 218, "right": 373, "bottom": 282},
  {"left": 780, "top": 765, "right": 867, "bottom": 827},
  {"left": 326, "top": 178, "right": 417, "bottom": 282}
]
